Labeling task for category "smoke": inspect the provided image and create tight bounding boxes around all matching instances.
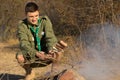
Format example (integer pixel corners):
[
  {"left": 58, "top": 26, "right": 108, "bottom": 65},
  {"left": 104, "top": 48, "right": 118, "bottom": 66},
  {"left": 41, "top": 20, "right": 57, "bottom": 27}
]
[{"left": 78, "top": 23, "right": 120, "bottom": 80}]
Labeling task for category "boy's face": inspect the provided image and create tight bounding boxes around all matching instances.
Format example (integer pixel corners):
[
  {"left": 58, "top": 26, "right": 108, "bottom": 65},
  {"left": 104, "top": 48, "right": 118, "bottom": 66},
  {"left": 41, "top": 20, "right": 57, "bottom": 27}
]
[{"left": 26, "top": 10, "right": 39, "bottom": 25}]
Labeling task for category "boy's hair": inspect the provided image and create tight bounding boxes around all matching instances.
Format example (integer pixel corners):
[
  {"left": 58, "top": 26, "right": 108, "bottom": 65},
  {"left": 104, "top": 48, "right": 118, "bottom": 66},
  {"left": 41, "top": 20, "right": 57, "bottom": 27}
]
[{"left": 25, "top": 2, "right": 39, "bottom": 14}]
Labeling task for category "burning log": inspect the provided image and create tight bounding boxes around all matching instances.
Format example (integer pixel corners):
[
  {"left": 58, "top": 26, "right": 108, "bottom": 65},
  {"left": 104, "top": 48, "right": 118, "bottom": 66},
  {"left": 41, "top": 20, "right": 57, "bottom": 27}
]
[{"left": 36, "top": 69, "right": 85, "bottom": 80}]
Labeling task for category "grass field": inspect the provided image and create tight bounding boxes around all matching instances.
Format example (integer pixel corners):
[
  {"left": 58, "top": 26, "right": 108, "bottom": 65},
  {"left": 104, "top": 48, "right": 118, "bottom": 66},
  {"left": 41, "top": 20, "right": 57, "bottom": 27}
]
[{"left": 1, "top": 33, "right": 120, "bottom": 80}]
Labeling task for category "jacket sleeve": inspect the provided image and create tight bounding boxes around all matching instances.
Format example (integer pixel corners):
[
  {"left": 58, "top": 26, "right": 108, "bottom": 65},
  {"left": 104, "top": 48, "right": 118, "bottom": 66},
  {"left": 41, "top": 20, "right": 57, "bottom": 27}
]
[
  {"left": 44, "top": 16, "right": 58, "bottom": 51},
  {"left": 17, "top": 21, "right": 37, "bottom": 58}
]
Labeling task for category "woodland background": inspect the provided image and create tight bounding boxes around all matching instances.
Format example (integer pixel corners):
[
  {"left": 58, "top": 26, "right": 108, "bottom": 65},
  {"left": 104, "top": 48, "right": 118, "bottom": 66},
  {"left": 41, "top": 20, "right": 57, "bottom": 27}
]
[{"left": 0, "top": 0, "right": 119, "bottom": 41}]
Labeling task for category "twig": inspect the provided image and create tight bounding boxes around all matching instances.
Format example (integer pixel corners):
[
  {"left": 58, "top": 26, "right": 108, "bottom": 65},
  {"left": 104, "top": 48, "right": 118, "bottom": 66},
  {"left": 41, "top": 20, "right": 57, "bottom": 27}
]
[
  {"left": 6, "top": 73, "right": 9, "bottom": 80},
  {"left": 0, "top": 73, "right": 6, "bottom": 80}
]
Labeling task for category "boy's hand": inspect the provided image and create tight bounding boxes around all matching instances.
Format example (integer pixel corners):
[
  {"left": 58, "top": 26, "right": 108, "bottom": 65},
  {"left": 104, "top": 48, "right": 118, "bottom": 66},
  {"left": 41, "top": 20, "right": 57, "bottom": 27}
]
[{"left": 36, "top": 51, "right": 46, "bottom": 60}]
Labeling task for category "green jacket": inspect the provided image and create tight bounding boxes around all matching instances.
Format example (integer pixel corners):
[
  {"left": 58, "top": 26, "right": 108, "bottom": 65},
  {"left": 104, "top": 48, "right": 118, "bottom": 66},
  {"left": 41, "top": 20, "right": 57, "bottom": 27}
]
[{"left": 17, "top": 16, "right": 57, "bottom": 59}]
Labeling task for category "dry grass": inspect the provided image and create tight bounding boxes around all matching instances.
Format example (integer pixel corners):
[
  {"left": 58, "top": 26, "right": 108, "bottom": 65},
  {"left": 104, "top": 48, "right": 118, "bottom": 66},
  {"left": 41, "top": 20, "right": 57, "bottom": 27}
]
[
  {"left": 0, "top": 42, "right": 24, "bottom": 79},
  {"left": 0, "top": 40, "right": 75, "bottom": 80}
]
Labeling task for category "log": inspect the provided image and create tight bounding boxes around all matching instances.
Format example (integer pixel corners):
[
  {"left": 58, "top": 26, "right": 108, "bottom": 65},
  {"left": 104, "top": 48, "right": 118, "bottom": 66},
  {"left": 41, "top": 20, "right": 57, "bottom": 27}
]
[{"left": 36, "top": 69, "right": 85, "bottom": 80}]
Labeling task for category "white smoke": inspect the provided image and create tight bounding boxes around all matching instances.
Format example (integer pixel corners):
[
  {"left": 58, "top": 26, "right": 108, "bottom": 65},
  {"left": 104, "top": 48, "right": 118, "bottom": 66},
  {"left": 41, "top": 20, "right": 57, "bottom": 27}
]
[{"left": 78, "top": 23, "right": 120, "bottom": 80}]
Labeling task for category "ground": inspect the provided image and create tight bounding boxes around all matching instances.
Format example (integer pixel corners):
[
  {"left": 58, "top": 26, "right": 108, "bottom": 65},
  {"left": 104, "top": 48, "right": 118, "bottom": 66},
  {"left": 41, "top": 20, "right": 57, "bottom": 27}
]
[
  {"left": 0, "top": 42, "right": 70, "bottom": 80},
  {"left": 1, "top": 41, "right": 120, "bottom": 80},
  {"left": 0, "top": 42, "right": 25, "bottom": 80}
]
